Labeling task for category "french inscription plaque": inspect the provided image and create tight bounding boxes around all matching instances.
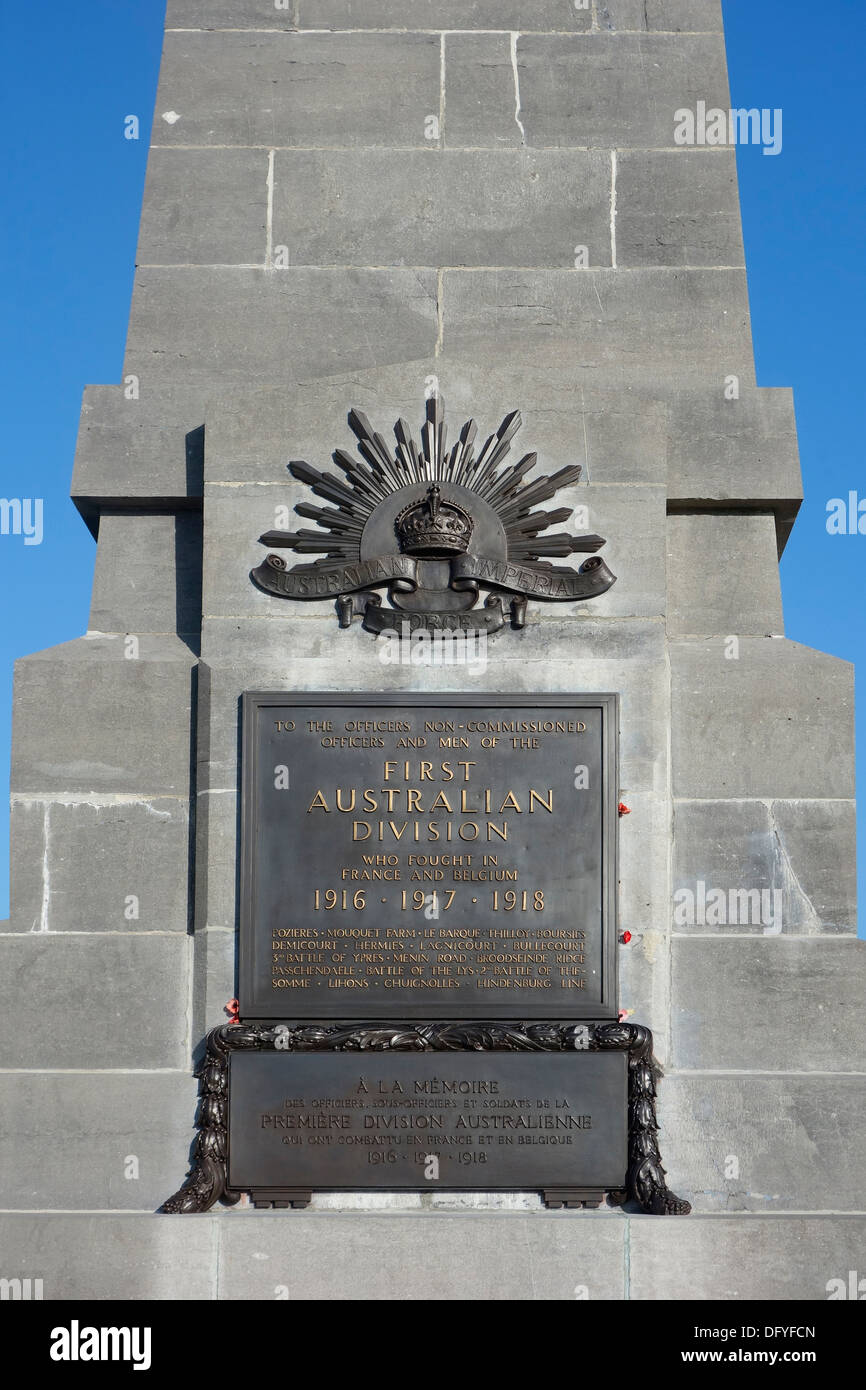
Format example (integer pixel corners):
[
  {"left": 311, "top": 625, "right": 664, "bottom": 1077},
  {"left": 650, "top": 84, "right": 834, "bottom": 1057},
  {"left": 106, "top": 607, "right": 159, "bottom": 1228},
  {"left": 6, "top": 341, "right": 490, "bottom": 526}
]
[
  {"left": 240, "top": 693, "right": 618, "bottom": 1020},
  {"left": 227, "top": 1052, "right": 628, "bottom": 1194}
]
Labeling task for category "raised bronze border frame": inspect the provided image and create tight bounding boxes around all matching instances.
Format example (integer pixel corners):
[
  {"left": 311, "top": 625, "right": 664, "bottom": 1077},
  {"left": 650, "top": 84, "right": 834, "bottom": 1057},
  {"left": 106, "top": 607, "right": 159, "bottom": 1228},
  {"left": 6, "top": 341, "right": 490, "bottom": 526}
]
[{"left": 161, "top": 1021, "right": 690, "bottom": 1216}]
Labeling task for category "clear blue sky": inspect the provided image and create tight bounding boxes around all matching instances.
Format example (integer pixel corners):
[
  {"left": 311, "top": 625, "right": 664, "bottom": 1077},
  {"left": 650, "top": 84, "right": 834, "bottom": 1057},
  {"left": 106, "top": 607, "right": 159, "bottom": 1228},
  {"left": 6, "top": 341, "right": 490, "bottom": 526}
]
[{"left": 0, "top": 1, "right": 862, "bottom": 928}]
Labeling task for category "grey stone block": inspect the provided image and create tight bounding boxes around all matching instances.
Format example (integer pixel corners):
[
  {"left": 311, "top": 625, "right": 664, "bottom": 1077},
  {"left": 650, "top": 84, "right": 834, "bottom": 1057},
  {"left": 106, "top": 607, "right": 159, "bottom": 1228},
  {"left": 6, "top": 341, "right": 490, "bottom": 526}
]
[
  {"left": 0, "top": 1074, "right": 196, "bottom": 1210},
  {"left": 618, "top": 928, "right": 670, "bottom": 1067},
  {"left": 515, "top": 34, "right": 730, "bottom": 150},
  {"left": 770, "top": 800, "right": 858, "bottom": 935},
  {"left": 193, "top": 789, "right": 239, "bottom": 928},
  {"left": 89, "top": 511, "right": 202, "bottom": 635},
  {"left": 272, "top": 149, "right": 611, "bottom": 267},
  {"left": 125, "top": 268, "right": 438, "bottom": 389},
  {"left": 0, "top": 935, "right": 190, "bottom": 1068},
  {"left": 548, "top": 485, "right": 665, "bottom": 619},
  {"left": 192, "top": 926, "right": 238, "bottom": 1044},
  {"left": 619, "top": 785, "right": 671, "bottom": 925},
  {"left": 673, "top": 798, "right": 857, "bottom": 935},
  {"left": 599, "top": 0, "right": 724, "bottom": 32},
  {"left": 670, "top": 639, "right": 855, "bottom": 799},
  {"left": 617, "top": 150, "right": 745, "bottom": 267},
  {"left": 671, "top": 938, "right": 866, "bottom": 1071},
  {"left": 202, "top": 374, "right": 669, "bottom": 489},
  {"left": 0, "top": 1214, "right": 215, "bottom": 1300},
  {"left": 630, "top": 1216, "right": 866, "bottom": 1301},
  {"left": 425, "top": 1192, "right": 539, "bottom": 1212},
  {"left": 299, "top": 1, "right": 594, "bottom": 29},
  {"left": 204, "top": 492, "right": 337, "bottom": 623},
  {"left": 667, "top": 513, "right": 783, "bottom": 636},
  {"left": 166, "top": 0, "right": 595, "bottom": 30},
  {"left": 442, "top": 269, "right": 755, "bottom": 386},
  {"left": 153, "top": 32, "right": 440, "bottom": 148},
  {"left": 72, "top": 384, "right": 205, "bottom": 510},
  {"left": 667, "top": 386, "right": 802, "bottom": 508},
  {"left": 660, "top": 1075, "right": 866, "bottom": 1213},
  {"left": 9, "top": 798, "right": 190, "bottom": 933},
  {"left": 12, "top": 636, "right": 195, "bottom": 796},
  {"left": 137, "top": 150, "right": 268, "bottom": 266},
  {"left": 199, "top": 619, "right": 668, "bottom": 691},
  {"left": 573, "top": 388, "right": 669, "bottom": 487},
  {"left": 443, "top": 33, "right": 525, "bottom": 150},
  {"left": 166, "top": 0, "right": 297, "bottom": 28},
  {"left": 218, "top": 1212, "right": 626, "bottom": 1299}
]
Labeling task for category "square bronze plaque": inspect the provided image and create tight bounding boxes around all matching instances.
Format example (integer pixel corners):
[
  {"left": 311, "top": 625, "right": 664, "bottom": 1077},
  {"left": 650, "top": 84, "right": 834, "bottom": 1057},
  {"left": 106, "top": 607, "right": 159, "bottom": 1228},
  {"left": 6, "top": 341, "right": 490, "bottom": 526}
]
[
  {"left": 227, "top": 1052, "right": 628, "bottom": 1193},
  {"left": 239, "top": 693, "right": 618, "bottom": 1020}
]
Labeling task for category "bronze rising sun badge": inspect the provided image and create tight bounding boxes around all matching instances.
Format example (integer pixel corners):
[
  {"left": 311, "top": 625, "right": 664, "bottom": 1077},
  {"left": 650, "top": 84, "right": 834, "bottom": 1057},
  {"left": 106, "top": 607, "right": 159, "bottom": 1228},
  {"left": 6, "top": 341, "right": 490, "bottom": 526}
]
[{"left": 250, "top": 396, "right": 616, "bottom": 635}]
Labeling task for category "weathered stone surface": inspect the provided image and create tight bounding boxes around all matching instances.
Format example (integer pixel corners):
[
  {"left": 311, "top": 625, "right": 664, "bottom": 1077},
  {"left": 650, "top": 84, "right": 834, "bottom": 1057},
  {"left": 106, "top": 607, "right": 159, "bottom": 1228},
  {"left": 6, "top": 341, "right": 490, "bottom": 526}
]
[
  {"left": 166, "top": 0, "right": 298, "bottom": 28},
  {"left": 299, "top": 0, "right": 594, "bottom": 29},
  {"left": 617, "top": 151, "right": 744, "bottom": 267},
  {"left": 660, "top": 1075, "right": 866, "bottom": 1213},
  {"left": 667, "top": 513, "right": 783, "bottom": 636},
  {"left": 218, "top": 1212, "right": 626, "bottom": 1299},
  {"left": 672, "top": 938, "right": 866, "bottom": 1071},
  {"left": 0, "top": 935, "right": 190, "bottom": 1068},
  {"left": 271, "top": 149, "right": 611, "bottom": 267},
  {"left": 90, "top": 511, "right": 202, "bottom": 636},
  {"left": 12, "top": 636, "right": 195, "bottom": 796},
  {"left": 192, "top": 926, "right": 237, "bottom": 1043},
  {"left": 630, "top": 1217, "right": 866, "bottom": 1301},
  {"left": 442, "top": 269, "right": 754, "bottom": 385},
  {"left": 199, "top": 373, "right": 790, "bottom": 509},
  {"left": 310, "top": 1191, "right": 426, "bottom": 1211},
  {"left": 137, "top": 150, "right": 268, "bottom": 266},
  {"left": 551, "top": 486, "right": 665, "bottom": 619},
  {"left": 673, "top": 798, "right": 857, "bottom": 935},
  {"left": 9, "top": 798, "right": 190, "bottom": 933},
  {"left": 769, "top": 800, "right": 858, "bottom": 934},
  {"left": 426, "top": 1191, "right": 540, "bottom": 1212},
  {"left": 515, "top": 34, "right": 730, "bottom": 149},
  {"left": 667, "top": 386, "right": 801, "bottom": 508},
  {"left": 199, "top": 622, "right": 668, "bottom": 698},
  {"left": 72, "top": 384, "right": 205, "bottom": 510},
  {"left": 618, "top": 928, "right": 670, "bottom": 1067},
  {"left": 671, "top": 639, "right": 855, "bottom": 799},
  {"left": 0, "top": 1214, "right": 215, "bottom": 1299},
  {"left": 203, "top": 374, "right": 669, "bottom": 489},
  {"left": 443, "top": 34, "right": 523, "bottom": 150},
  {"left": 166, "top": 0, "right": 596, "bottom": 28},
  {"left": 153, "top": 32, "right": 440, "bottom": 148},
  {"left": 125, "top": 269, "right": 438, "bottom": 389},
  {"left": 204, "top": 492, "right": 336, "bottom": 622},
  {"left": 443, "top": 31, "right": 729, "bottom": 151},
  {"left": 0, "top": 1074, "right": 196, "bottom": 1210},
  {"left": 192, "top": 789, "right": 238, "bottom": 927},
  {"left": 599, "top": 0, "right": 724, "bottom": 32}
]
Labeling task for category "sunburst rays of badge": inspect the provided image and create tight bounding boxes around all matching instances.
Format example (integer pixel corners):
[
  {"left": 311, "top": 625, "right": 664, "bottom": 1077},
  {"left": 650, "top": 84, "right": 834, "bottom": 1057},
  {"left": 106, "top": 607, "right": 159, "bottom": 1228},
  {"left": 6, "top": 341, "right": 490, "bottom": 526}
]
[{"left": 258, "top": 395, "right": 607, "bottom": 571}]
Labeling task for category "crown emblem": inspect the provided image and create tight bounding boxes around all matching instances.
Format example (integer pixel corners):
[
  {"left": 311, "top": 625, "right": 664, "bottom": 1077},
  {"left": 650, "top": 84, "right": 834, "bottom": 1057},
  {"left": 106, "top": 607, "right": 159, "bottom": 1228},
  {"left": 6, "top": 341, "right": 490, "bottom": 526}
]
[{"left": 394, "top": 483, "right": 474, "bottom": 558}]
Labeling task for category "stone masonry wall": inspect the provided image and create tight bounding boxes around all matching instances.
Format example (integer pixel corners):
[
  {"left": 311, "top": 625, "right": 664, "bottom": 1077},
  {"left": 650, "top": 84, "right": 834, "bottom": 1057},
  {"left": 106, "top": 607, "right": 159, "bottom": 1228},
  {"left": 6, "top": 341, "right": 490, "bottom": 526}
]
[{"left": 2, "top": 0, "right": 863, "bottom": 1300}]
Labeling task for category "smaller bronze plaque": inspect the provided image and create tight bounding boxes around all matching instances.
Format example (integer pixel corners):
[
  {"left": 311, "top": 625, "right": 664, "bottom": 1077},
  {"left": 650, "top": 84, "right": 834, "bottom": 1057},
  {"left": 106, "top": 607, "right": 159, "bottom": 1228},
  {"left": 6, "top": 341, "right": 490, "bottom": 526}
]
[{"left": 227, "top": 1052, "right": 627, "bottom": 1194}]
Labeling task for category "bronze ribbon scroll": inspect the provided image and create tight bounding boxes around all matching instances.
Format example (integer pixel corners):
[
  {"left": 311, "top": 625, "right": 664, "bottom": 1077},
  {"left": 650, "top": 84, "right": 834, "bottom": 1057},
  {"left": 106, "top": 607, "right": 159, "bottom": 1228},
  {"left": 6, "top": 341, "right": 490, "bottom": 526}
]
[{"left": 251, "top": 552, "right": 615, "bottom": 604}]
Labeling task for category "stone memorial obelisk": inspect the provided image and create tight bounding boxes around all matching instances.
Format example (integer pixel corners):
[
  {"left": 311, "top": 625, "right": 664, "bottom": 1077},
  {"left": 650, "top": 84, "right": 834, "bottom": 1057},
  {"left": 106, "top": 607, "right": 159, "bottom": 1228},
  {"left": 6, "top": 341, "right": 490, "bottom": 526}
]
[{"left": 3, "top": 0, "right": 862, "bottom": 1300}]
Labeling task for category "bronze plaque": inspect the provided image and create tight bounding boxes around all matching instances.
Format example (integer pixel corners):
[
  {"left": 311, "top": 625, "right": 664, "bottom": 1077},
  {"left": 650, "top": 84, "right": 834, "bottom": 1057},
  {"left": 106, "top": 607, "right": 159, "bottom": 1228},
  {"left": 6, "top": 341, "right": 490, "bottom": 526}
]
[
  {"left": 227, "top": 1052, "right": 628, "bottom": 1193},
  {"left": 239, "top": 693, "right": 618, "bottom": 1020}
]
